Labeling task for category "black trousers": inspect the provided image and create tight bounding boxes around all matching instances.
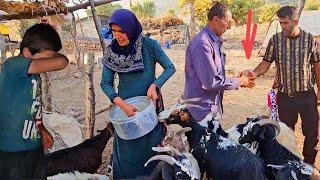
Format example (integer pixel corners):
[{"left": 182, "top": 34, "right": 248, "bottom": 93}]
[
  {"left": 0, "top": 147, "right": 46, "bottom": 180},
  {"left": 277, "top": 89, "right": 319, "bottom": 164}
]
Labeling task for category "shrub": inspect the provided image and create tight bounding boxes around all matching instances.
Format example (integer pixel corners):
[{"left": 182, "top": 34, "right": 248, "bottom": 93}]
[{"left": 257, "top": 3, "right": 281, "bottom": 23}]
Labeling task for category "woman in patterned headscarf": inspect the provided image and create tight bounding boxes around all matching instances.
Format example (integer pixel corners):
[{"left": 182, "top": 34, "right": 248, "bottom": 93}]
[{"left": 100, "top": 9, "right": 176, "bottom": 179}]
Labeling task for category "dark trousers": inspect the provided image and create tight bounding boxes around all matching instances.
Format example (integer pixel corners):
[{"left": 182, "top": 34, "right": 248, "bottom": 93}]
[
  {"left": 277, "top": 90, "right": 319, "bottom": 164},
  {"left": 0, "top": 147, "right": 46, "bottom": 180}
]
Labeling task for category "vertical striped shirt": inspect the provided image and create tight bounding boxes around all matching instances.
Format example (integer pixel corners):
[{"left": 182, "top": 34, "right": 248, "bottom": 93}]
[{"left": 263, "top": 29, "right": 320, "bottom": 95}]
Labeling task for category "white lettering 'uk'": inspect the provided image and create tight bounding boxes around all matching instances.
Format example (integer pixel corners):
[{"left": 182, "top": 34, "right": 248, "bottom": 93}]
[
  {"left": 22, "top": 120, "right": 40, "bottom": 140},
  {"left": 31, "top": 79, "right": 37, "bottom": 100},
  {"left": 30, "top": 124, "right": 40, "bottom": 140},
  {"left": 22, "top": 120, "right": 33, "bottom": 139}
]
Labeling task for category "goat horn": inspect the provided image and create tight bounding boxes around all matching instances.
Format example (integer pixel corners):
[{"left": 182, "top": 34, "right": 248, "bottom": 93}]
[
  {"left": 144, "top": 155, "right": 176, "bottom": 167},
  {"left": 152, "top": 146, "right": 181, "bottom": 156},
  {"left": 267, "top": 164, "right": 286, "bottom": 170},
  {"left": 158, "top": 103, "right": 187, "bottom": 121},
  {"left": 178, "top": 97, "right": 202, "bottom": 104},
  {"left": 256, "top": 119, "right": 281, "bottom": 138},
  {"left": 179, "top": 97, "right": 216, "bottom": 105}
]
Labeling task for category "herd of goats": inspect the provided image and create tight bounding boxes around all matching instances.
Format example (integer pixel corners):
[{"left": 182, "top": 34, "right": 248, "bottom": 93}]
[{"left": 44, "top": 100, "right": 320, "bottom": 180}]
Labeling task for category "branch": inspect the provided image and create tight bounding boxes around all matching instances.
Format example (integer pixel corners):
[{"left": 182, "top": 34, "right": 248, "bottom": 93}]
[
  {"left": 89, "top": 0, "right": 106, "bottom": 54},
  {"left": 0, "top": 0, "right": 119, "bottom": 20}
]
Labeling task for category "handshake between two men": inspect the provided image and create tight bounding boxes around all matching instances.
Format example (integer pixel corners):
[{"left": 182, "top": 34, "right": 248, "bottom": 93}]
[{"left": 238, "top": 69, "right": 257, "bottom": 88}]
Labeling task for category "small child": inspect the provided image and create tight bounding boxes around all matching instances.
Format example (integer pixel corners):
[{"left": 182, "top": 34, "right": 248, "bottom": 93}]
[{"left": 0, "top": 23, "right": 69, "bottom": 179}]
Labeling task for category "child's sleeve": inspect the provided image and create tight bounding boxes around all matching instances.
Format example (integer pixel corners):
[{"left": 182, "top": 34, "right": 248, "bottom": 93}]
[{"left": 3, "top": 57, "right": 32, "bottom": 79}]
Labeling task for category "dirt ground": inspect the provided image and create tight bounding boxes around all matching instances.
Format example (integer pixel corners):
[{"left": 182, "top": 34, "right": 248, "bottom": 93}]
[
  {"left": 49, "top": 46, "right": 319, "bottom": 175},
  {"left": 45, "top": 22, "right": 318, "bottom": 176}
]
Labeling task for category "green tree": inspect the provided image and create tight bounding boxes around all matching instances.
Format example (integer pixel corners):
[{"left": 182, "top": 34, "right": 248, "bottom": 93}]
[
  {"left": 87, "top": 3, "right": 122, "bottom": 17},
  {"left": 305, "top": 0, "right": 320, "bottom": 10},
  {"left": 224, "top": 0, "right": 262, "bottom": 25},
  {"left": 131, "top": 0, "right": 156, "bottom": 18},
  {"left": 257, "top": 3, "right": 281, "bottom": 23},
  {"left": 18, "top": 19, "right": 37, "bottom": 38},
  {"left": 166, "top": 9, "right": 176, "bottom": 17},
  {"left": 179, "top": 0, "right": 213, "bottom": 28},
  {"left": 178, "top": 0, "right": 262, "bottom": 27}
]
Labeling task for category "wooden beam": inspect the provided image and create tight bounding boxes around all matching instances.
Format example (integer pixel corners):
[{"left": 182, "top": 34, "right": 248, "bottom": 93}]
[
  {"left": 0, "top": 0, "right": 119, "bottom": 20},
  {"left": 84, "top": 53, "right": 96, "bottom": 139}
]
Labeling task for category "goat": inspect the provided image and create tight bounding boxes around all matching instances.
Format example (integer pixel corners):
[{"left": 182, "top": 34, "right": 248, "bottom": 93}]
[
  {"left": 45, "top": 123, "right": 114, "bottom": 176},
  {"left": 226, "top": 116, "right": 301, "bottom": 158},
  {"left": 162, "top": 124, "right": 192, "bottom": 152},
  {"left": 124, "top": 145, "right": 200, "bottom": 180},
  {"left": 144, "top": 145, "right": 201, "bottom": 180},
  {"left": 237, "top": 120, "right": 319, "bottom": 180},
  {"left": 160, "top": 107, "right": 266, "bottom": 180},
  {"left": 267, "top": 160, "right": 320, "bottom": 180},
  {"left": 47, "top": 171, "right": 108, "bottom": 180}
]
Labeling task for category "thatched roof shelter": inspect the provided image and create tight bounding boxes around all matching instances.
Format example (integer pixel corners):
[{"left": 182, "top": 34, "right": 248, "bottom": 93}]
[
  {"left": 140, "top": 16, "right": 184, "bottom": 30},
  {"left": 0, "top": 0, "right": 118, "bottom": 20}
]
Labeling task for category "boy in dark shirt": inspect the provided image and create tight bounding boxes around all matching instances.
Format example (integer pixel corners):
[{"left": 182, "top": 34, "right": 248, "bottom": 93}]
[{"left": 0, "top": 23, "right": 69, "bottom": 179}]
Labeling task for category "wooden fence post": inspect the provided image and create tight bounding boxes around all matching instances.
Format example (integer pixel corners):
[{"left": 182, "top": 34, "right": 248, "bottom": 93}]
[
  {"left": 42, "top": 73, "right": 52, "bottom": 112},
  {"left": 84, "top": 53, "right": 96, "bottom": 139}
]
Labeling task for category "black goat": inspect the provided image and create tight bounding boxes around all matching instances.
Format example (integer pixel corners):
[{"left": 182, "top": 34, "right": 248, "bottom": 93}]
[
  {"left": 45, "top": 123, "right": 114, "bottom": 176},
  {"left": 237, "top": 122, "right": 319, "bottom": 180},
  {"left": 127, "top": 161, "right": 186, "bottom": 180},
  {"left": 267, "top": 160, "right": 319, "bottom": 180},
  {"left": 226, "top": 116, "right": 300, "bottom": 158},
  {"left": 145, "top": 145, "right": 201, "bottom": 180},
  {"left": 163, "top": 108, "right": 266, "bottom": 180},
  {"left": 126, "top": 145, "right": 201, "bottom": 180}
]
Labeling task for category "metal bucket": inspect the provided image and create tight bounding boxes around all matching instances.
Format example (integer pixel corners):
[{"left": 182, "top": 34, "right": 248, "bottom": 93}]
[{"left": 109, "top": 96, "right": 158, "bottom": 140}]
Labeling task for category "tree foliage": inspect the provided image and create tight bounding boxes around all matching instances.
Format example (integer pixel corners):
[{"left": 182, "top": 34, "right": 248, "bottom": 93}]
[
  {"left": 18, "top": 19, "right": 37, "bottom": 38},
  {"left": 131, "top": 0, "right": 156, "bottom": 18},
  {"left": 266, "top": 0, "right": 299, "bottom": 6},
  {"left": 87, "top": 3, "right": 122, "bottom": 17},
  {"left": 257, "top": 3, "right": 281, "bottom": 23},
  {"left": 166, "top": 9, "right": 176, "bottom": 17},
  {"left": 225, "top": 0, "right": 261, "bottom": 25},
  {"left": 305, "top": 0, "right": 320, "bottom": 10},
  {"left": 179, "top": 0, "right": 262, "bottom": 26},
  {"left": 179, "top": 0, "right": 213, "bottom": 27}
]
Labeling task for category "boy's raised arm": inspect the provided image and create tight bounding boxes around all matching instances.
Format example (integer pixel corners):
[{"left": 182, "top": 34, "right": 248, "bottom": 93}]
[{"left": 28, "top": 52, "right": 69, "bottom": 74}]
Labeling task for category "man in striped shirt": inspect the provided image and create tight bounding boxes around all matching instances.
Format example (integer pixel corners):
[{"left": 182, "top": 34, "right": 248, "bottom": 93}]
[{"left": 247, "top": 6, "right": 320, "bottom": 165}]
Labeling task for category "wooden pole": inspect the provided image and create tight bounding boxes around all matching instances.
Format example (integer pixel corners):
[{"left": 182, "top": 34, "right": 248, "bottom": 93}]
[
  {"left": 84, "top": 53, "right": 96, "bottom": 139},
  {"left": 298, "top": 0, "right": 306, "bottom": 18},
  {"left": 0, "top": 36, "right": 5, "bottom": 64},
  {"left": 71, "top": 12, "right": 82, "bottom": 68},
  {"left": 88, "top": 0, "right": 106, "bottom": 56},
  {"left": 42, "top": 73, "right": 52, "bottom": 112},
  {"left": 189, "top": 1, "right": 196, "bottom": 38}
]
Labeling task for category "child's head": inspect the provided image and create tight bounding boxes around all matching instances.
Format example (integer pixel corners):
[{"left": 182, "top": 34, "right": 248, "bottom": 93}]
[{"left": 20, "top": 23, "right": 62, "bottom": 57}]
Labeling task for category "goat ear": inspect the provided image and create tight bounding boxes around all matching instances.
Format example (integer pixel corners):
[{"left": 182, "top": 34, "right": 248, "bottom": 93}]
[
  {"left": 264, "top": 126, "right": 277, "bottom": 139},
  {"left": 258, "top": 126, "right": 267, "bottom": 140}
]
